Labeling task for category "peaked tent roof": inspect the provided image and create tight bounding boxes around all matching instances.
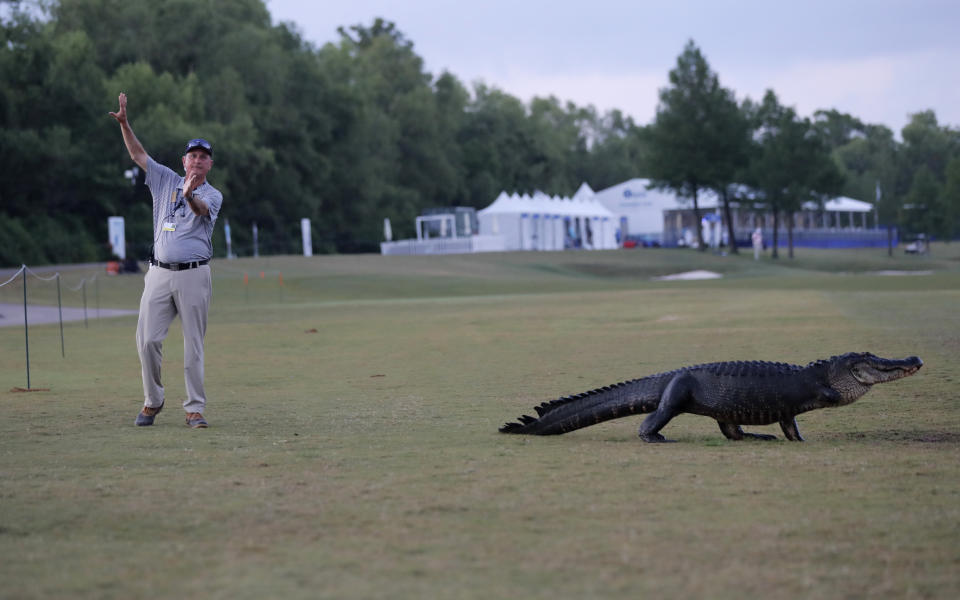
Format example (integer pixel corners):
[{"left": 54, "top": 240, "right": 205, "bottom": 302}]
[
  {"left": 572, "top": 182, "right": 595, "bottom": 199},
  {"left": 479, "top": 186, "right": 616, "bottom": 218},
  {"left": 825, "top": 196, "right": 874, "bottom": 212}
]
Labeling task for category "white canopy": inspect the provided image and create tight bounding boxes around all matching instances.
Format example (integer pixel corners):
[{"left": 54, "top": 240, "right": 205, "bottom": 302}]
[
  {"left": 817, "top": 196, "right": 874, "bottom": 212},
  {"left": 477, "top": 185, "right": 617, "bottom": 251}
]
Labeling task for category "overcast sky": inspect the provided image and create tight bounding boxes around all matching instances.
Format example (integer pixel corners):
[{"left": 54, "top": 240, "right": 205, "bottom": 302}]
[{"left": 266, "top": 0, "right": 959, "bottom": 135}]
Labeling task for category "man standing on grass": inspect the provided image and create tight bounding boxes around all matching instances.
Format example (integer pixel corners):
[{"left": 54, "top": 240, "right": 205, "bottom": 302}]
[
  {"left": 752, "top": 227, "right": 763, "bottom": 260},
  {"left": 110, "top": 93, "right": 223, "bottom": 429}
]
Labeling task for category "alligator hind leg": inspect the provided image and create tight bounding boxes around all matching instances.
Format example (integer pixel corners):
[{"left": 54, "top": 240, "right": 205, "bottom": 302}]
[
  {"left": 638, "top": 406, "right": 679, "bottom": 442},
  {"left": 779, "top": 417, "right": 805, "bottom": 441},
  {"left": 718, "top": 422, "right": 777, "bottom": 441},
  {"left": 637, "top": 373, "right": 695, "bottom": 443}
]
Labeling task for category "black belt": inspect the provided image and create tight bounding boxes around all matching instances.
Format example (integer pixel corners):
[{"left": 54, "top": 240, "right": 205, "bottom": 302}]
[{"left": 151, "top": 259, "right": 209, "bottom": 271}]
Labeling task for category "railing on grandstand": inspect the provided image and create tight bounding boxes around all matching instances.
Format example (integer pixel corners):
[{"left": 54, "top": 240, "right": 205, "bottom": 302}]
[
  {"left": 661, "top": 227, "right": 896, "bottom": 249},
  {"left": 380, "top": 234, "right": 506, "bottom": 255}
]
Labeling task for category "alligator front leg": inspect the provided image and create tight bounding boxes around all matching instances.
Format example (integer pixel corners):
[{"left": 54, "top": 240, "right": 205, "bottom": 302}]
[
  {"left": 717, "top": 422, "right": 778, "bottom": 441},
  {"left": 779, "top": 417, "right": 805, "bottom": 441}
]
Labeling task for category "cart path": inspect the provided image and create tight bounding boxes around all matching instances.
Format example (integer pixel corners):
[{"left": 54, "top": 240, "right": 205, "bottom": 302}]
[{"left": 0, "top": 303, "right": 138, "bottom": 328}]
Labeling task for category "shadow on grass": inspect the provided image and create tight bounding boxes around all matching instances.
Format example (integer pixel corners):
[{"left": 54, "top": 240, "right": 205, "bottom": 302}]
[
  {"left": 507, "top": 428, "right": 960, "bottom": 446},
  {"left": 826, "top": 429, "right": 960, "bottom": 444}
]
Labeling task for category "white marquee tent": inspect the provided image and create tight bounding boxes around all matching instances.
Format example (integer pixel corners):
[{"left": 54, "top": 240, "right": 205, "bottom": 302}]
[{"left": 477, "top": 184, "right": 618, "bottom": 251}]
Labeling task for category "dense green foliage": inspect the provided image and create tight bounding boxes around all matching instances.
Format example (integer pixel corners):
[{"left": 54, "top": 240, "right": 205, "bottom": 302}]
[
  {"left": 646, "top": 41, "right": 752, "bottom": 251},
  {"left": 742, "top": 91, "right": 844, "bottom": 258},
  {"left": 0, "top": 1, "right": 648, "bottom": 264},
  {"left": 1, "top": 1, "right": 958, "bottom": 266}
]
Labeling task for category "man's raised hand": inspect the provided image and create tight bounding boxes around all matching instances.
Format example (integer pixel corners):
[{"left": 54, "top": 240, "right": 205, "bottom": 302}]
[
  {"left": 109, "top": 93, "right": 128, "bottom": 124},
  {"left": 184, "top": 173, "right": 200, "bottom": 196},
  {"left": 111, "top": 92, "right": 148, "bottom": 170}
]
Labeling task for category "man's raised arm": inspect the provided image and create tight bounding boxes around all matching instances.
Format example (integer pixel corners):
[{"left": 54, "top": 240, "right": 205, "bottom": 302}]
[{"left": 109, "top": 93, "right": 148, "bottom": 171}]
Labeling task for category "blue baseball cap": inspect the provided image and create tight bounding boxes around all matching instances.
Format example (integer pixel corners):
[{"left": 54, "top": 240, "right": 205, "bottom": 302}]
[{"left": 185, "top": 138, "right": 212, "bottom": 156}]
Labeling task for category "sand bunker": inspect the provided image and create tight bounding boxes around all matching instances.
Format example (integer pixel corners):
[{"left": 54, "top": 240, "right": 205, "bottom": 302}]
[
  {"left": 870, "top": 270, "right": 933, "bottom": 276},
  {"left": 653, "top": 270, "right": 723, "bottom": 281}
]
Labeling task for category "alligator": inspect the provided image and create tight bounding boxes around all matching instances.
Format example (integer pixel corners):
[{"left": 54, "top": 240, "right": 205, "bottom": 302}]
[{"left": 500, "top": 352, "right": 922, "bottom": 442}]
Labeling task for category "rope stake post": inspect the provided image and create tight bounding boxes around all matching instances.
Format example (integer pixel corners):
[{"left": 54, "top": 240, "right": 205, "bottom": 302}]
[
  {"left": 22, "top": 265, "right": 30, "bottom": 390},
  {"left": 21, "top": 266, "right": 69, "bottom": 388},
  {"left": 1, "top": 266, "right": 33, "bottom": 389},
  {"left": 82, "top": 280, "right": 88, "bottom": 328},
  {"left": 56, "top": 273, "right": 65, "bottom": 358}
]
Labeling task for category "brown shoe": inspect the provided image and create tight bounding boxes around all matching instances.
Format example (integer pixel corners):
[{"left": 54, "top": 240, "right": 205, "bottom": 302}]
[
  {"left": 185, "top": 412, "right": 208, "bottom": 428},
  {"left": 135, "top": 402, "right": 163, "bottom": 426}
]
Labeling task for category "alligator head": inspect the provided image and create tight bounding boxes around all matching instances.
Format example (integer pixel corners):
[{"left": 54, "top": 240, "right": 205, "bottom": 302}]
[{"left": 828, "top": 352, "right": 923, "bottom": 404}]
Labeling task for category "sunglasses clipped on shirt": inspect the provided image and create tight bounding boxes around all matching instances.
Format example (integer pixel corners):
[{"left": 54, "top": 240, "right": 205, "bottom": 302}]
[{"left": 166, "top": 192, "right": 186, "bottom": 220}]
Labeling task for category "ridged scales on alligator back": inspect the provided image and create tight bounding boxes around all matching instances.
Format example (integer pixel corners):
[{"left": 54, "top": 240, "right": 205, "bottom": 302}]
[
  {"left": 499, "top": 353, "right": 923, "bottom": 443},
  {"left": 499, "top": 370, "right": 677, "bottom": 435}
]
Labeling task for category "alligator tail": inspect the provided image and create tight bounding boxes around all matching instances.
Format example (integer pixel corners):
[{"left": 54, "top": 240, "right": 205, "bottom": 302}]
[{"left": 499, "top": 376, "right": 667, "bottom": 435}]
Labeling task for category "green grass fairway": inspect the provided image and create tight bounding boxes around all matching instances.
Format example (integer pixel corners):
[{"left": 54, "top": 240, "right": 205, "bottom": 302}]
[{"left": 2, "top": 246, "right": 959, "bottom": 599}]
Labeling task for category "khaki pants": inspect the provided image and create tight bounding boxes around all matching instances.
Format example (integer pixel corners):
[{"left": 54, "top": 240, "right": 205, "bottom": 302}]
[{"left": 136, "top": 264, "right": 211, "bottom": 413}]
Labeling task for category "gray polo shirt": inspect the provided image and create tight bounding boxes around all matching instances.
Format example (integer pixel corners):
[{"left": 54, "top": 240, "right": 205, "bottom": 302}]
[{"left": 146, "top": 156, "right": 223, "bottom": 264}]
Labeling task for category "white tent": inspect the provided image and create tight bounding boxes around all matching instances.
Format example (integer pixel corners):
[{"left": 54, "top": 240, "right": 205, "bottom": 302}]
[
  {"left": 477, "top": 185, "right": 618, "bottom": 251},
  {"left": 804, "top": 195, "right": 876, "bottom": 229},
  {"left": 810, "top": 196, "right": 873, "bottom": 212}
]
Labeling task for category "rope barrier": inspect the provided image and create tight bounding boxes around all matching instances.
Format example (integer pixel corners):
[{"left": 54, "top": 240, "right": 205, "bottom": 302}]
[
  {"left": 66, "top": 273, "right": 98, "bottom": 292},
  {"left": 0, "top": 265, "right": 26, "bottom": 288},
  {"left": 23, "top": 266, "right": 60, "bottom": 282},
  {"left": 2, "top": 264, "right": 106, "bottom": 390},
  {"left": 0, "top": 266, "right": 99, "bottom": 290}
]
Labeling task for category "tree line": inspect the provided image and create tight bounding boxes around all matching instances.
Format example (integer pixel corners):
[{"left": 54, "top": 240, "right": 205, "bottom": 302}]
[
  {"left": 648, "top": 41, "right": 960, "bottom": 257},
  {"left": 1, "top": 0, "right": 958, "bottom": 266}
]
